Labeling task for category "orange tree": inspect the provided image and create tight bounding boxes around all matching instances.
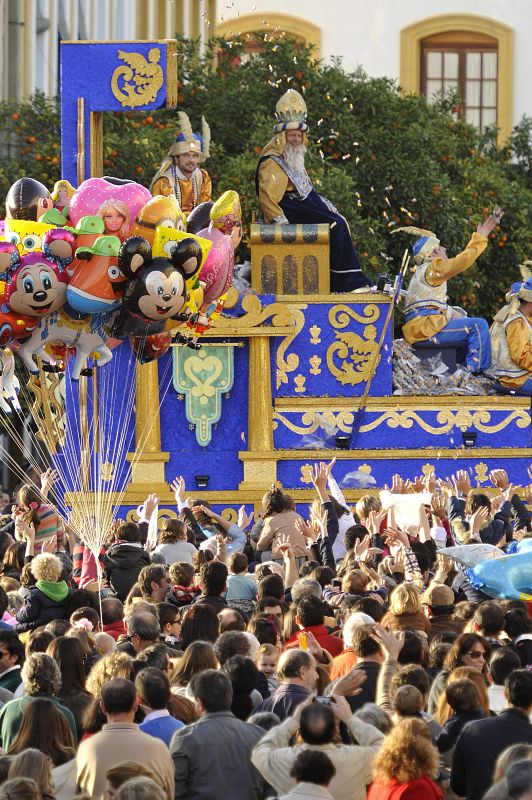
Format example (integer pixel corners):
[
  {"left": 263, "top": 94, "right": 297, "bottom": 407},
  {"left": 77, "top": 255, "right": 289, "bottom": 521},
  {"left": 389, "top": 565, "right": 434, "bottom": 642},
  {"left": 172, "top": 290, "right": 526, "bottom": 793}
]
[{"left": 0, "top": 34, "right": 530, "bottom": 322}]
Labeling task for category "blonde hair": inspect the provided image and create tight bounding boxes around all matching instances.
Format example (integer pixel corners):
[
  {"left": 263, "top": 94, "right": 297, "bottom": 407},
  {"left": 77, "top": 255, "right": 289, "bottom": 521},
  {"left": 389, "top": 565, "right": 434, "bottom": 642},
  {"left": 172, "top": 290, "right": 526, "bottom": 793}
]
[
  {"left": 371, "top": 717, "right": 438, "bottom": 784},
  {"left": 492, "top": 744, "right": 532, "bottom": 783},
  {"left": 8, "top": 749, "right": 53, "bottom": 796},
  {"left": 97, "top": 199, "right": 131, "bottom": 239},
  {"left": 30, "top": 553, "right": 62, "bottom": 583},
  {"left": 389, "top": 583, "right": 421, "bottom": 616},
  {"left": 51, "top": 179, "right": 75, "bottom": 203},
  {"left": 434, "top": 666, "right": 490, "bottom": 725},
  {"left": 86, "top": 652, "right": 133, "bottom": 697},
  {"left": 341, "top": 569, "right": 370, "bottom": 595},
  {"left": 355, "top": 495, "right": 381, "bottom": 522}
]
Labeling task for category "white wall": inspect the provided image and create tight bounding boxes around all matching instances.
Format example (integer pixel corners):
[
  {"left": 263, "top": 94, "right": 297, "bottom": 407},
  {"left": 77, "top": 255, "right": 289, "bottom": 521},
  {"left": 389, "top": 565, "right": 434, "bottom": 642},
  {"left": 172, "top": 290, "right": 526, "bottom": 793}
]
[{"left": 216, "top": 0, "right": 532, "bottom": 126}]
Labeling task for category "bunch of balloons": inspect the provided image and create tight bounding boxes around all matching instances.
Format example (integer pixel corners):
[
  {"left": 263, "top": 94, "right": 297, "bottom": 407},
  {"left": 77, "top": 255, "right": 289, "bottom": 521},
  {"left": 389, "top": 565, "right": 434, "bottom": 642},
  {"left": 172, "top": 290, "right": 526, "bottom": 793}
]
[{"left": 0, "top": 176, "right": 242, "bottom": 391}]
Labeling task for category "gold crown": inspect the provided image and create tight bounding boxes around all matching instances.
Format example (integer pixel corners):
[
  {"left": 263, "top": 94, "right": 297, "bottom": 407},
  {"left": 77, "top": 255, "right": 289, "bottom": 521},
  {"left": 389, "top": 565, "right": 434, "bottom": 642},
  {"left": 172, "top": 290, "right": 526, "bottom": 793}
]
[{"left": 274, "top": 89, "right": 309, "bottom": 133}]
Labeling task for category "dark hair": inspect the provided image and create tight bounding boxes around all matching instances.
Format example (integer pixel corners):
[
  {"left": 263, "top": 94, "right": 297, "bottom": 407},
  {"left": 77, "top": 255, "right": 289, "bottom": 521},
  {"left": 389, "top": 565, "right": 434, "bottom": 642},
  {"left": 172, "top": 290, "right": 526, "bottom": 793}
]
[
  {"left": 351, "top": 624, "right": 381, "bottom": 658},
  {"left": 44, "top": 619, "right": 71, "bottom": 637},
  {"left": 454, "top": 601, "right": 477, "bottom": 622},
  {"left": 229, "top": 553, "right": 248, "bottom": 575},
  {"left": 179, "top": 604, "right": 218, "bottom": 650},
  {"left": 248, "top": 712, "right": 281, "bottom": 731},
  {"left": 224, "top": 655, "right": 259, "bottom": 720},
  {"left": 391, "top": 664, "right": 430, "bottom": 699},
  {"left": 344, "top": 525, "right": 369, "bottom": 552},
  {"left": 46, "top": 636, "right": 86, "bottom": 694},
  {"left": 506, "top": 760, "right": 532, "bottom": 800},
  {"left": 169, "top": 561, "right": 195, "bottom": 587},
  {"left": 214, "top": 631, "right": 250, "bottom": 666},
  {"left": 505, "top": 608, "right": 532, "bottom": 640},
  {"left": 0, "top": 631, "right": 24, "bottom": 666},
  {"left": 311, "top": 567, "right": 336, "bottom": 590},
  {"left": 65, "top": 589, "right": 100, "bottom": 617},
  {"left": 255, "top": 597, "right": 287, "bottom": 615},
  {"left": 445, "top": 679, "right": 481, "bottom": 713},
  {"left": 127, "top": 613, "right": 161, "bottom": 643},
  {"left": 247, "top": 614, "right": 279, "bottom": 646},
  {"left": 444, "top": 633, "right": 490, "bottom": 671},
  {"left": 200, "top": 561, "right": 228, "bottom": 597},
  {"left": 0, "top": 777, "right": 41, "bottom": 800},
  {"left": 474, "top": 601, "right": 505, "bottom": 637},
  {"left": 134, "top": 643, "right": 170, "bottom": 673},
  {"left": 1, "top": 544, "right": 25, "bottom": 575},
  {"left": 25, "top": 630, "right": 54, "bottom": 659},
  {"left": 101, "top": 678, "right": 137, "bottom": 715},
  {"left": 171, "top": 641, "right": 218, "bottom": 687},
  {"left": 156, "top": 602, "right": 180, "bottom": 630},
  {"left": 296, "top": 597, "right": 324, "bottom": 628},
  {"left": 398, "top": 630, "right": 424, "bottom": 666},
  {"left": 138, "top": 565, "right": 168, "bottom": 598},
  {"left": 101, "top": 597, "right": 124, "bottom": 625},
  {"left": 257, "top": 574, "right": 284, "bottom": 601},
  {"left": 300, "top": 703, "right": 336, "bottom": 745},
  {"left": 189, "top": 669, "right": 232, "bottom": 712},
  {"left": 70, "top": 606, "right": 100, "bottom": 630},
  {"left": 347, "top": 596, "right": 384, "bottom": 623},
  {"left": 117, "top": 523, "right": 141, "bottom": 544},
  {"left": 278, "top": 649, "right": 313, "bottom": 679},
  {"left": 135, "top": 667, "right": 170, "bottom": 711},
  {"left": 261, "top": 488, "right": 294, "bottom": 518},
  {"left": 159, "top": 518, "right": 186, "bottom": 544},
  {"left": 7, "top": 698, "right": 75, "bottom": 766},
  {"left": 489, "top": 647, "right": 522, "bottom": 686},
  {"left": 466, "top": 493, "right": 491, "bottom": 515},
  {"left": 298, "top": 561, "right": 320, "bottom": 578},
  {"left": 290, "top": 749, "right": 336, "bottom": 786},
  {"left": 506, "top": 670, "right": 532, "bottom": 710},
  {"left": 429, "top": 643, "right": 451, "bottom": 670}
]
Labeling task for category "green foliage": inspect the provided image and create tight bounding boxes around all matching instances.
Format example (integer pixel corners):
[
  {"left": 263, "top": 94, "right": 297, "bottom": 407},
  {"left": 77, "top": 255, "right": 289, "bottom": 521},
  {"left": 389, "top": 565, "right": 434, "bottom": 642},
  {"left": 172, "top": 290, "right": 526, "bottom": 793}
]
[{"left": 0, "top": 35, "right": 530, "bottom": 324}]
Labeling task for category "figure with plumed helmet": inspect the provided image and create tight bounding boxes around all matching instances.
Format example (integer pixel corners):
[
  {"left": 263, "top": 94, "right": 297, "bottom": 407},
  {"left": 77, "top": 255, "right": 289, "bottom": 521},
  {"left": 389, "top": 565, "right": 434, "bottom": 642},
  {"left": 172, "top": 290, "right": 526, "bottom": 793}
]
[
  {"left": 256, "top": 89, "right": 371, "bottom": 293},
  {"left": 150, "top": 111, "right": 212, "bottom": 216},
  {"left": 395, "top": 209, "right": 502, "bottom": 374},
  {"left": 489, "top": 262, "right": 532, "bottom": 395}
]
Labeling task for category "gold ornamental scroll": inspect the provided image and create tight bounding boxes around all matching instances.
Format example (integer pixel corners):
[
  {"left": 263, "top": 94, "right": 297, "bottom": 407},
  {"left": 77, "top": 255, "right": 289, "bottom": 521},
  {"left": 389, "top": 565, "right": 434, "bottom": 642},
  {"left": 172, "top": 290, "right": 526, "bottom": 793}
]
[{"left": 126, "top": 360, "right": 170, "bottom": 493}]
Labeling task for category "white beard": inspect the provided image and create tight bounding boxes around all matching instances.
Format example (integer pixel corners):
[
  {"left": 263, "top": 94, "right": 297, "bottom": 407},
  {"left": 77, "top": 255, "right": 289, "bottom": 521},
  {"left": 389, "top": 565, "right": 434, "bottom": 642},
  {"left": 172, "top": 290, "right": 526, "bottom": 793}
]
[{"left": 283, "top": 143, "right": 307, "bottom": 173}]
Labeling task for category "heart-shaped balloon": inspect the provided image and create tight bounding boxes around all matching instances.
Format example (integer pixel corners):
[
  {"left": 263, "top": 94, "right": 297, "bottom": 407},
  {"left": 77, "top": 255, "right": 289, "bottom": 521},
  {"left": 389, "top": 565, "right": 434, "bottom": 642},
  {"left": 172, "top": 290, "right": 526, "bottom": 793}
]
[{"left": 69, "top": 178, "right": 151, "bottom": 237}]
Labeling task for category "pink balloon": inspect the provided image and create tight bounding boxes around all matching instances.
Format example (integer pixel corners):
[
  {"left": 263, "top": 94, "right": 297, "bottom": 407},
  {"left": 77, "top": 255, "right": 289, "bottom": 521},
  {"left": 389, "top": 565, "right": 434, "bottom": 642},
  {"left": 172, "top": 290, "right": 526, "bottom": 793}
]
[
  {"left": 197, "top": 226, "right": 235, "bottom": 305},
  {"left": 69, "top": 178, "right": 151, "bottom": 235}
]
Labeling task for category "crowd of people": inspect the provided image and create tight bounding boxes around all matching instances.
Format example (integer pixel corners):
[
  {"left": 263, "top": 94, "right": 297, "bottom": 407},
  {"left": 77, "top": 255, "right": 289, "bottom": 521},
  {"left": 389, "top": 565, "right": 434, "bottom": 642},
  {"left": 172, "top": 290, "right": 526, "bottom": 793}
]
[{"left": 0, "top": 460, "right": 529, "bottom": 800}]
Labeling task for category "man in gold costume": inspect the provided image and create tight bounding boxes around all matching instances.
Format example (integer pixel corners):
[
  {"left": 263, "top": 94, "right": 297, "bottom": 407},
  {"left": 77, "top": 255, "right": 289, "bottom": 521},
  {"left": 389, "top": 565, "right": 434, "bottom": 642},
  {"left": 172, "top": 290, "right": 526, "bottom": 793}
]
[
  {"left": 398, "top": 211, "right": 500, "bottom": 373},
  {"left": 150, "top": 112, "right": 212, "bottom": 216},
  {"left": 490, "top": 274, "right": 532, "bottom": 395},
  {"left": 255, "top": 89, "right": 370, "bottom": 292}
]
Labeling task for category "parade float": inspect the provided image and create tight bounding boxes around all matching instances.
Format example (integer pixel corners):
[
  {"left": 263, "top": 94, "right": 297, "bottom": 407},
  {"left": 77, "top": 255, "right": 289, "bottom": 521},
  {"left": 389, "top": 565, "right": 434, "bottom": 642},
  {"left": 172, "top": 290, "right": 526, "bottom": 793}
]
[{"left": 0, "top": 39, "right": 530, "bottom": 598}]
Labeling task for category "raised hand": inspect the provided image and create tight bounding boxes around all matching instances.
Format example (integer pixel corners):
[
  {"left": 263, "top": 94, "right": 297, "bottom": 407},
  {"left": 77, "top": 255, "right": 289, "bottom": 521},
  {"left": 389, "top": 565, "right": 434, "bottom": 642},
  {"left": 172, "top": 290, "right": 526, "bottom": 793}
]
[
  {"left": 41, "top": 535, "right": 57, "bottom": 553},
  {"left": 370, "top": 624, "right": 405, "bottom": 660},
  {"left": 469, "top": 505, "right": 489, "bottom": 534},
  {"left": 453, "top": 470, "right": 472, "bottom": 496},
  {"left": 384, "top": 526, "right": 410, "bottom": 548},
  {"left": 312, "top": 462, "right": 329, "bottom": 494},
  {"left": 237, "top": 505, "right": 254, "bottom": 530},
  {"left": 325, "top": 457, "right": 337, "bottom": 477},
  {"left": 329, "top": 694, "right": 353, "bottom": 723},
  {"left": 40, "top": 468, "right": 59, "bottom": 498},
  {"left": 332, "top": 666, "right": 367, "bottom": 698},
  {"left": 296, "top": 517, "right": 317, "bottom": 542},
  {"left": 411, "top": 475, "right": 425, "bottom": 493},
  {"left": 366, "top": 509, "right": 386, "bottom": 536},
  {"left": 171, "top": 476, "right": 186, "bottom": 505},
  {"left": 143, "top": 493, "right": 159, "bottom": 520},
  {"left": 490, "top": 469, "right": 509, "bottom": 490}
]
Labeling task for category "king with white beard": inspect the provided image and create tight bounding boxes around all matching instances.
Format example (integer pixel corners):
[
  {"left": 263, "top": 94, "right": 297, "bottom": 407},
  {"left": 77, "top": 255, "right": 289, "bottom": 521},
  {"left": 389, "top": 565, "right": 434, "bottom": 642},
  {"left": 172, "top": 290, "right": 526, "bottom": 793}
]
[{"left": 256, "top": 89, "right": 371, "bottom": 292}]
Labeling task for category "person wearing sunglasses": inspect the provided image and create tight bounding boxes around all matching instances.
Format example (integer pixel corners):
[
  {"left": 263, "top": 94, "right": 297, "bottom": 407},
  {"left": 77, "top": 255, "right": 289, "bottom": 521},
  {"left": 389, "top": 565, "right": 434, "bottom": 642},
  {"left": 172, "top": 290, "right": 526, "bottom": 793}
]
[{"left": 428, "top": 634, "right": 490, "bottom": 715}]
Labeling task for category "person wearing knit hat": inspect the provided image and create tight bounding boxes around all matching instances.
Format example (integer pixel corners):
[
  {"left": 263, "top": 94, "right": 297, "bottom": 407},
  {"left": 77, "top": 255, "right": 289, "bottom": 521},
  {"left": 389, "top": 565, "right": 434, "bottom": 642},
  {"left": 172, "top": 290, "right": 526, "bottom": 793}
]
[
  {"left": 150, "top": 111, "right": 212, "bottom": 216},
  {"left": 255, "top": 89, "right": 371, "bottom": 293},
  {"left": 394, "top": 209, "right": 502, "bottom": 373},
  {"left": 489, "top": 268, "right": 532, "bottom": 394}
]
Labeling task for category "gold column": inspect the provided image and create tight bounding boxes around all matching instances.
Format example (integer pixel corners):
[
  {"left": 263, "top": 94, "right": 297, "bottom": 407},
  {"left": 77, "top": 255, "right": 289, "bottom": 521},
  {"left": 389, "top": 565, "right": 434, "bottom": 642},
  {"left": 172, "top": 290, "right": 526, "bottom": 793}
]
[
  {"left": 239, "top": 335, "right": 277, "bottom": 490},
  {"left": 127, "top": 361, "right": 170, "bottom": 492},
  {"left": 89, "top": 112, "right": 103, "bottom": 178}
]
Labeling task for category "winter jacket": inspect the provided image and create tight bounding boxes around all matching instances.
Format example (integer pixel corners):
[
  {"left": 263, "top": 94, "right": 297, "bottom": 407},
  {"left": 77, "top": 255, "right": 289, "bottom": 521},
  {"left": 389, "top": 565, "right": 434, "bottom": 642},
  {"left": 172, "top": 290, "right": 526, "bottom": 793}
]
[
  {"left": 436, "top": 708, "right": 488, "bottom": 753},
  {"left": 104, "top": 542, "right": 151, "bottom": 601},
  {"left": 15, "top": 580, "right": 71, "bottom": 632}
]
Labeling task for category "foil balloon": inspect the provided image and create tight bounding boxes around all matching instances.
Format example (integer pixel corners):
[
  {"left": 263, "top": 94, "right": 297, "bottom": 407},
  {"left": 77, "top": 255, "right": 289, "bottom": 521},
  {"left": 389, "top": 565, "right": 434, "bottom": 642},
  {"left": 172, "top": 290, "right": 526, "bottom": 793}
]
[
  {"left": 4, "top": 229, "right": 75, "bottom": 319},
  {"left": 5, "top": 177, "right": 53, "bottom": 221},
  {"left": 68, "top": 178, "right": 151, "bottom": 240},
  {"left": 4, "top": 219, "right": 56, "bottom": 256},
  {"left": 186, "top": 201, "right": 214, "bottom": 235},
  {"left": 0, "top": 348, "right": 21, "bottom": 413},
  {"left": 130, "top": 331, "right": 173, "bottom": 363},
  {"left": 471, "top": 549, "right": 532, "bottom": 601},
  {"left": 0, "top": 244, "right": 37, "bottom": 346},
  {"left": 111, "top": 236, "right": 203, "bottom": 339},
  {"left": 130, "top": 195, "right": 186, "bottom": 245},
  {"left": 197, "top": 190, "right": 242, "bottom": 306},
  {"left": 67, "top": 235, "right": 125, "bottom": 314}
]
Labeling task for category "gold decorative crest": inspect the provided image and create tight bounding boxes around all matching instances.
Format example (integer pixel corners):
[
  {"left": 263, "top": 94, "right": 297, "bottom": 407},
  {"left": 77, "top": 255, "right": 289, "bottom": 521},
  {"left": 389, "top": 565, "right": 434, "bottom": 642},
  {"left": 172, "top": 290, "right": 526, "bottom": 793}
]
[
  {"left": 111, "top": 48, "right": 164, "bottom": 108},
  {"left": 309, "top": 325, "right": 321, "bottom": 344},
  {"left": 294, "top": 375, "right": 307, "bottom": 393},
  {"left": 300, "top": 464, "right": 314, "bottom": 484},
  {"left": 326, "top": 304, "right": 382, "bottom": 386},
  {"left": 475, "top": 463, "right": 489, "bottom": 484},
  {"left": 421, "top": 463, "right": 435, "bottom": 476},
  {"left": 309, "top": 355, "right": 322, "bottom": 375}
]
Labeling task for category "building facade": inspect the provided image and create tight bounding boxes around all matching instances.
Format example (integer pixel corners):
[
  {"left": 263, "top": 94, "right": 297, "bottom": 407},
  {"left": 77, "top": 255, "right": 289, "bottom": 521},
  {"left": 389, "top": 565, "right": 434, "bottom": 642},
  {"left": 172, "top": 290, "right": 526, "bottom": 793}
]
[
  {"left": 0, "top": 0, "right": 216, "bottom": 101},
  {"left": 216, "top": 0, "right": 532, "bottom": 143}
]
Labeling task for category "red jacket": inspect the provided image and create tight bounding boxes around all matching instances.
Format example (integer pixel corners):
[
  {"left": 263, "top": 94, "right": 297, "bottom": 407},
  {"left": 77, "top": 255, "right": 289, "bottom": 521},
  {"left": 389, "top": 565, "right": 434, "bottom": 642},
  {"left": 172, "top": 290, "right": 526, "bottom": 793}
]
[
  {"left": 285, "top": 624, "right": 343, "bottom": 657},
  {"left": 103, "top": 620, "right": 127, "bottom": 641},
  {"left": 367, "top": 777, "right": 444, "bottom": 800}
]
